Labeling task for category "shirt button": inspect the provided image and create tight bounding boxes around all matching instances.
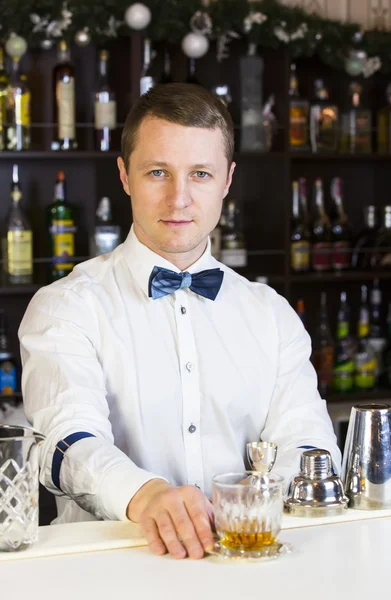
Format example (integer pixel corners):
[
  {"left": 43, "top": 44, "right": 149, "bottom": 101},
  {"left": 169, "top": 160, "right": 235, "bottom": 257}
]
[
  {"left": 186, "top": 362, "right": 193, "bottom": 372},
  {"left": 181, "top": 306, "right": 186, "bottom": 315},
  {"left": 188, "top": 424, "right": 196, "bottom": 434}
]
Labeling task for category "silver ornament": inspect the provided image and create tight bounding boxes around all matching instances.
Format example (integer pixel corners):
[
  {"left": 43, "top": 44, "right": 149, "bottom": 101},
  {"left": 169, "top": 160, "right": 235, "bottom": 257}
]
[
  {"left": 345, "top": 49, "right": 367, "bottom": 77},
  {"left": 190, "top": 11, "right": 213, "bottom": 36},
  {"left": 352, "top": 31, "right": 364, "bottom": 44},
  {"left": 181, "top": 32, "right": 209, "bottom": 59},
  {"left": 124, "top": 3, "right": 152, "bottom": 30},
  {"left": 41, "top": 39, "right": 53, "bottom": 50},
  {"left": 75, "top": 28, "right": 91, "bottom": 47},
  {"left": 5, "top": 33, "right": 27, "bottom": 59}
]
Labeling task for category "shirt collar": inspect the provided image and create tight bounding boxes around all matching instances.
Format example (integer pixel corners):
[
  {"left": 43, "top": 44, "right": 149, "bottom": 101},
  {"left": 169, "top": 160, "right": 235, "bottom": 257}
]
[{"left": 122, "top": 225, "right": 215, "bottom": 298}]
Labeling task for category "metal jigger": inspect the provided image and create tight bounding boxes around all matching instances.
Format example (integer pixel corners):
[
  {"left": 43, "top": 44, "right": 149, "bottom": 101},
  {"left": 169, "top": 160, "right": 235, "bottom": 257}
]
[{"left": 246, "top": 441, "right": 278, "bottom": 475}]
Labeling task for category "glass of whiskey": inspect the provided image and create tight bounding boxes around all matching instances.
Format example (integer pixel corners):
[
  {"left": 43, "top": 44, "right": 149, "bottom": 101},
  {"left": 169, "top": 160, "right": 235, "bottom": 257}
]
[{"left": 212, "top": 471, "right": 284, "bottom": 559}]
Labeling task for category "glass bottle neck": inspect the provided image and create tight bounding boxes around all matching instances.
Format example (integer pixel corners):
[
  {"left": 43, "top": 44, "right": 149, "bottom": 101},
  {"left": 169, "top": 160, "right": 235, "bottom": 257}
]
[
  {"left": 55, "top": 181, "right": 65, "bottom": 202},
  {"left": 384, "top": 210, "right": 391, "bottom": 229},
  {"left": 364, "top": 208, "right": 377, "bottom": 229},
  {"left": 99, "top": 59, "right": 108, "bottom": 79},
  {"left": 143, "top": 39, "right": 152, "bottom": 68}
]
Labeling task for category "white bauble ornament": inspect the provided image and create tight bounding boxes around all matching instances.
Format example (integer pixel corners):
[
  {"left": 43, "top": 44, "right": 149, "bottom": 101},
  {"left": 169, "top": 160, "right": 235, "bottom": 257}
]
[
  {"left": 181, "top": 32, "right": 209, "bottom": 59},
  {"left": 5, "top": 34, "right": 27, "bottom": 59},
  {"left": 75, "top": 28, "right": 91, "bottom": 47},
  {"left": 124, "top": 3, "right": 151, "bottom": 30},
  {"left": 41, "top": 39, "right": 53, "bottom": 50},
  {"left": 345, "top": 49, "right": 367, "bottom": 77}
]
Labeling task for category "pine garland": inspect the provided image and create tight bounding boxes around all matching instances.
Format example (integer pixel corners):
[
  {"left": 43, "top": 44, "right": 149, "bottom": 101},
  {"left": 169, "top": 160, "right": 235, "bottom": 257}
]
[{"left": 2, "top": 0, "right": 391, "bottom": 73}]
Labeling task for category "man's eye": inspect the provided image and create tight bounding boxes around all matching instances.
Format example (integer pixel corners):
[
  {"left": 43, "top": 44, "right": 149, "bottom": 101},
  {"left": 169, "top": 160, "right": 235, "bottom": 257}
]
[
  {"left": 150, "top": 170, "right": 164, "bottom": 177},
  {"left": 195, "top": 171, "right": 210, "bottom": 179}
]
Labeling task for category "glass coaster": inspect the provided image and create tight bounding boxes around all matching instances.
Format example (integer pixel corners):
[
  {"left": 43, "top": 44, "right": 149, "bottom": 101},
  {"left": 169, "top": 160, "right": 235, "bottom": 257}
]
[{"left": 207, "top": 539, "right": 293, "bottom": 562}]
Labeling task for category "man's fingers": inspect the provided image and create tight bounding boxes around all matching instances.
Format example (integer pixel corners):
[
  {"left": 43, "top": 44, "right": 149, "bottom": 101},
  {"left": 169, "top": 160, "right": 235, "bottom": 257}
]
[
  {"left": 156, "top": 510, "right": 187, "bottom": 559},
  {"left": 170, "top": 503, "right": 204, "bottom": 560},
  {"left": 186, "top": 500, "right": 215, "bottom": 553},
  {"left": 141, "top": 516, "right": 166, "bottom": 556}
]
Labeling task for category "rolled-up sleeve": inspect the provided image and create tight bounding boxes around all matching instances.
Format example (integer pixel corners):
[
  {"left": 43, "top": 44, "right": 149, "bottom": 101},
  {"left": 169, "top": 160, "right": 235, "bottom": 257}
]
[
  {"left": 18, "top": 285, "right": 166, "bottom": 521},
  {"left": 261, "top": 294, "right": 341, "bottom": 488}
]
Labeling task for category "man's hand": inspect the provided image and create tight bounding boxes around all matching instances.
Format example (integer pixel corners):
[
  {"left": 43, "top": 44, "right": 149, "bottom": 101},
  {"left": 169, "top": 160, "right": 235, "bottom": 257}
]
[{"left": 127, "top": 479, "right": 214, "bottom": 560}]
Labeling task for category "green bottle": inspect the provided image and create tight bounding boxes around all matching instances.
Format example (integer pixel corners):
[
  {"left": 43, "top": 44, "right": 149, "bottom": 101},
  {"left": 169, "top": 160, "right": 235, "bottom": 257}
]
[
  {"left": 47, "top": 170, "right": 76, "bottom": 281},
  {"left": 354, "top": 285, "right": 377, "bottom": 390},
  {"left": 333, "top": 291, "right": 354, "bottom": 392}
]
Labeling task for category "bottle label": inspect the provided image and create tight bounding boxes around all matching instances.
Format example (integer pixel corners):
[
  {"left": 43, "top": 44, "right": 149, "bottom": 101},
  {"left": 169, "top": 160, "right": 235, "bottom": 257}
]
[
  {"left": 220, "top": 248, "right": 247, "bottom": 268},
  {"left": 291, "top": 241, "right": 310, "bottom": 271},
  {"left": 312, "top": 242, "right": 332, "bottom": 271},
  {"left": 7, "top": 230, "right": 33, "bottom": 276},
  {"left": 337, "top": 321, "right": 349, "bottom": 339},
  {"left": 290, "top": 106, "right": 308, "bottom": 147},
  {"left": 140, "top": 76, "right": 154, "bottom": 96},
  {"left": 355, "top": 358, "right": 376, "bottom": 390},
  {"left": 15, "top": 91, "right": 30, "bottom": 126},
  {"left": 94, "top": 100, "right": 117, "bottom": 130},
  {"left": 333, "top": 241, "right": 351, "bottom": 269},
  {"left": 94, "top": 231, "right": 120, "bottom": 256},
  {"left": 58, "top": 78, "right": 76, "bottom": 140},
  {"left": 0, "top": 360, "right": 17, "bottom": 394},
  {"left": 333, "top": 359, "right": 354, "bottom": 392},
  {"left": 51, "top": 220, "right": 75, "bottom": 270}
]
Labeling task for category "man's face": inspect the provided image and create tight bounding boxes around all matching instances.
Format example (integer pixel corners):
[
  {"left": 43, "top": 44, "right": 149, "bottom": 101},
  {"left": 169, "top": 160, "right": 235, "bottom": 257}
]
[{"left": 118, "top": 116, "right": 235, "bottom": 266}]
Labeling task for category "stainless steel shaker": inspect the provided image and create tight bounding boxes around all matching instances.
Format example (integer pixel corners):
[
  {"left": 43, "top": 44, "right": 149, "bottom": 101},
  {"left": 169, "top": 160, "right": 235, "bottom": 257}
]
[{"left": 342, "top": 404, "right": 391, "bottom": 509}]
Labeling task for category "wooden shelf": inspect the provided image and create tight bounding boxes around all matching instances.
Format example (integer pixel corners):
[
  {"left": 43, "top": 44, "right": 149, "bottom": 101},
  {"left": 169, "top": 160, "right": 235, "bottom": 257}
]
[
  {"left": 290, "top": 271, "right": 391, "bottom": 283},
  {"left": 0, "top": 151, "right": 121, "bottom": 159},
  {"left": 290, "top": 152, "right": 391, "bottom": 161},
  {"left": 326, "top": 388, "right": 391, "bottom": 404}
]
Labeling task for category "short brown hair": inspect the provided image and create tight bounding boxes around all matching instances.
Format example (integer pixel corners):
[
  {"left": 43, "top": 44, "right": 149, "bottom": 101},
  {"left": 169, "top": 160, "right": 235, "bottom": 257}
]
[{"left": 121, "top": 83, "right": 234, "bottom": 170}]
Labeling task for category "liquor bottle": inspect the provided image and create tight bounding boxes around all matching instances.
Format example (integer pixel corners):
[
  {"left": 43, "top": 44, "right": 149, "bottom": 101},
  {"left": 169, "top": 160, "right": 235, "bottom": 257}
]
[
  {"left": 354, "top": 285, "right": 377, "bottom": 390},
  {"left": 210, "top": 210, "right": 225, "bottom": 261},
  {"left": 351, "top": 206, "right": 378, "bottom": 269},
  {"left": 312, "top": 178, "right": 332, "bottom": 272},
  {"left": 159, "top": 49, "right": 173, "bottom": 84},
  {"left": 0, "top": 48, "right": 9, "bottom": 151},
  {"left": 368, "top": 279, "right": 387, "bottom": 381},
  {"left": 186, "top": 59, "right": 200, "bottom": 85},
  {"left": 6, "top": 55, "right": 31, "bottom": 151},
  {"left": 140, "top": 38, "right": 155, "bottom": 96},
  {"left": 296, "top": 299, "right": 306, "bottom": 327},
  {"left": 52, "top": 40, "right": 77, "bottom": 151},
  {"left": 310, "top": 79, "right": 339, "bottom": 153},
  {"left": 299, "top": 177, "right": 310, "bottom": 228},
  {"left": 220, "top": 199, "right": 247, "bottom": 268},
  {"left": 330, "top": 177, "right": 351, "bottom": 271},
  {"left": 91, "top": 197, "right": 121, "bottom": 257},
  {"left": 291, "top": 180, "right": 311, "bottom": 272},
  {"left": 377, "top": 83, "right": 391, "bottom": 153},
  {"left": 0, "top": 310, "right": 17, "bottom": 396},
  {"left": 333, "top": 291, "right": 354, "bottom": 393},
  {"left": 94, "top": 50, "right": 117, "bottom": 152},
  {"left": 312, "top": 292, "right": 335, "bottom": 397},
  {"left": 289, "top": 63, "right": 309, "bottom": 151},
  {"left": 47, "top": 170, "right": 76, "bottom": 281},
  {"left": 370, "top": 206, "right": 391, "bottom": 269},
  {"left": 2, "top": 165, "right": 33, "bottom": 284},
  {"left": 340, "top": 82, "right": 372, "bottom": 154},
  {"left": 382, "top": 303, "right": 391, "bottom": 386}
]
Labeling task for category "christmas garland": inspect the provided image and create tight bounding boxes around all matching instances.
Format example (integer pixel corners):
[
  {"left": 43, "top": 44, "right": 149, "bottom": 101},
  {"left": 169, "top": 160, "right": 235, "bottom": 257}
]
[{"left": 1, "top": 0, "right": 391, "bottom": 76}]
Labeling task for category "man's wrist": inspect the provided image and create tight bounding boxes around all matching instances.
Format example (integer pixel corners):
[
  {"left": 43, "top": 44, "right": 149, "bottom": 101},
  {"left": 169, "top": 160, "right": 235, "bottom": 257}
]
[{"left": 126, "top": 478, "right": 172, "bottom": 522}]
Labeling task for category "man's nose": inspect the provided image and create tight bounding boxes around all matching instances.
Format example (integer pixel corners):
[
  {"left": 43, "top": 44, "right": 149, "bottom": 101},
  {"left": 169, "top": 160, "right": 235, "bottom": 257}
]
[{"left": 165, "top": 177, "right": 191, "bottom": 209}]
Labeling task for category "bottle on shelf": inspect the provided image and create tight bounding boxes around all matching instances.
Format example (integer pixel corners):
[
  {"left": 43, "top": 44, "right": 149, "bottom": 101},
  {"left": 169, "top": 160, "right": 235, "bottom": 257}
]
[
  {"left": 6, "top": 54, "right": 31, "bottom": 151},
  {"left": 340, "top": 82, "right": 372, "bottom": 154},
  {"left": 354, "top": 285, "right": 377, "bottom": 390},
  {"left": 47, "top": 170, "right": 76, "bottom": 281},
  {"left": 309, "top": 79, "right": 339, "bottom": 153},
  {"left": 296, "top": 298, "right": 306, "bottom": 327},
  {"left": 299, "top": 177, "right": 310, "bottom": 228},
  {"left": 52, "top": 40, "right": 77, "bottom": 151},
  {"left": 0, "top": 310, "right": 17, "bottom": 396},
  {"left": 330, "top": 177, "right": 351, "bottom": 271},
  {"left": 94, "top": 49, "right": 117, "bottom": 152},
  {"left": 382, "top": 303, "right": 391, "bottom": 387},
  {"left": 333, "top": 291, "right": 354, "bottom": 393},
  {"left": 370, "top": 206, "right": 391, "bottom": 269},
  {"left": 312, "top": 291, "right": 335, "bottom": 397},
  {"left": 0, "top": 47, "right": 9, "bottom": 151},
  {"left": 159, "top": 49, "right": 173, "bottom": 84},
  {"left": 291, "top": 180, "right": 311, "bottom": 272},
  {"left": 377, "top": 83, "right": 391, "bottom": 153},
  {"left": 220, "top": 199, "right": 247, "bottom": 268},
  {"left": 210, "top": 210, "right": 225, "bottom": 261},
  {"left": 91, "top": 197, "right": 121, "bottom": 257},
  {"left": 312, "top": 178, "right": 332, "bottom": 272},
  {"left": 186, "top": 59, "right": 200, "bottom": 85},
  {"left": 289, "top": 63, "right": 309, "bottom": 151},
  {"left": 140, "top": 38, "right": 155, "bottom": 96},
  {"left": 2, "top": 164, "right": 33, "bottom": 285},
  {"left": 351, "top": 205, "right": 378, "bottom": 269},
  {"left": 368, "top": 279, "right": 387, "bottom": 382}
]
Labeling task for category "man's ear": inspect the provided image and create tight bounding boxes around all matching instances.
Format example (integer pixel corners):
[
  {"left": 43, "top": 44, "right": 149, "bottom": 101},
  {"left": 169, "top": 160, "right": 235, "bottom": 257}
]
[
  {"left": 117, "top": 157, "right": 130, "bottom": 196},
  {"left": 223, "top": 162, "right": 236, "bottom": 198}
]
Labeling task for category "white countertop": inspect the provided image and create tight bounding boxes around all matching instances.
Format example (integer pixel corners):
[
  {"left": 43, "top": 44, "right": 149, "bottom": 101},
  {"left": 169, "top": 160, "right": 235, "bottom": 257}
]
[{"left": 1, "top": 514, "right": 390, "bottom": 600}]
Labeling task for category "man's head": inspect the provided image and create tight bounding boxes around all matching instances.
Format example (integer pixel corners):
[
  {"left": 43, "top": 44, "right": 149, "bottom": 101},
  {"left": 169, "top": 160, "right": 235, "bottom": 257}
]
[{"left": 118, "top": 83, "right": 235, "bottom": 269}]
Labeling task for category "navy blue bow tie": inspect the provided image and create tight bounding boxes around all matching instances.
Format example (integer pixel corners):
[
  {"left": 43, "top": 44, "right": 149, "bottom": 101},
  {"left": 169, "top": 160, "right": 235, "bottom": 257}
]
[{"left": 148, "top": 266, "right": 224, "bottom": 301}]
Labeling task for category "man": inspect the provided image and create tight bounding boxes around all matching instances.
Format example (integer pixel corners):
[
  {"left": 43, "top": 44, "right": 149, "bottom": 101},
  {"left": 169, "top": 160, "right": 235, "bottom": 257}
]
[{"left": 19, "top": 83, "right": 341, "bottom": 560}]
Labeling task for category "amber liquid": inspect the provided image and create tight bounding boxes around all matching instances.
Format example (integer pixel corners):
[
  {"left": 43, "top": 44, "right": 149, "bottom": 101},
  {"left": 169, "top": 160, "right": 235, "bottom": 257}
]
[{"left": 221, "top": 530, "right": 275, "bottom": 551}]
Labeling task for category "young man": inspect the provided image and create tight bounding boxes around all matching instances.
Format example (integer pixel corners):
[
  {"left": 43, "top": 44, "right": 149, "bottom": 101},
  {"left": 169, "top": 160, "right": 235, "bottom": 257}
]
[{"left": 19, "top": 83, "right": 340, "bottom": 560}]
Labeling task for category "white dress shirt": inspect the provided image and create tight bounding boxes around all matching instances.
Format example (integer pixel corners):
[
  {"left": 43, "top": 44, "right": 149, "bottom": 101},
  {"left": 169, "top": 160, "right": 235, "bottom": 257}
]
[{"left": 19, "top": 226, "right": 341, "bottom": 524}]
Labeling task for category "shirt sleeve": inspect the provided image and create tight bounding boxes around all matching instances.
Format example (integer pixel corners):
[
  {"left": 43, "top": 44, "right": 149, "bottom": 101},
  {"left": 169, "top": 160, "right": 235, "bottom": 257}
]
[
  {"left": 261, "top": 293, "right": 341, "bottom": 490},
  {"left": 18, "top": 285, "right": 167, "bottom": 522}
]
